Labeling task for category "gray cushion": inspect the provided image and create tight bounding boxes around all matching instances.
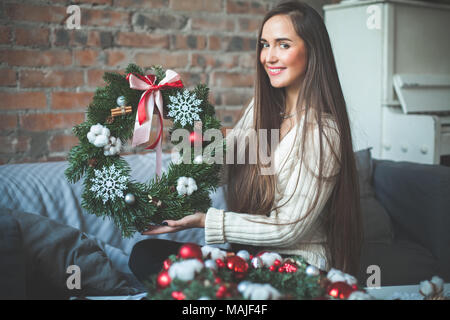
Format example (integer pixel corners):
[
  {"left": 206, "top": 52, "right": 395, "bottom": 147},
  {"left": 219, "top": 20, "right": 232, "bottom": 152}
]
[
  {"left": 6, "top": 209, "right": 140, "bottom": 299},
  {"left": 354, "top": 148, "right": 394, "bottom": 244}
]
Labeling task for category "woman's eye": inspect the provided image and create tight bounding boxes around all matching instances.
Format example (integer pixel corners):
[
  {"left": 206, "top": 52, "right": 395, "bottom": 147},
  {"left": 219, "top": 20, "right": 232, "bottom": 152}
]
[
  {"left": 261, "top": 42, "right": 269, "bottom": 48},
  {"left": 280, "top": 43, "right": 290, "bottom": 49}
]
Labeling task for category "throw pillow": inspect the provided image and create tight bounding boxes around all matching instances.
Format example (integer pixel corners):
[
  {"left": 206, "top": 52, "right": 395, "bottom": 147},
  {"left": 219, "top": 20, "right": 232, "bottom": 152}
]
[{"left": 7, "top": 209, "right": 140, "bottom": 299}]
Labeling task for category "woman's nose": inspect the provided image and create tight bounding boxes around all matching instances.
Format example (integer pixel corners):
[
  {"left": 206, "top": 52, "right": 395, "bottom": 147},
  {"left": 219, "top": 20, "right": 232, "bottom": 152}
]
[{"left": 266, "top": 47, "right": 278, "bottom": 63}]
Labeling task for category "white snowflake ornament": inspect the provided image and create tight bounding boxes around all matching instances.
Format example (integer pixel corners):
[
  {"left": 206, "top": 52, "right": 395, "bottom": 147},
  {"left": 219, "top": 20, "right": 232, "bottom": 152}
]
[
  {"left": 167, "top": 89, "right": 202, "bottom": 126},
  {"left": 87, "top": 123, "right": 110, "bottom": 147},
  {"left": 104, "top": 136, "right": 122, "bottom": 156},
  {"left": 176, "top": 176, "right": 198, "bottom": 196},
  {"left": 90, "top": 164, "right": 128, "bottom": 203}
]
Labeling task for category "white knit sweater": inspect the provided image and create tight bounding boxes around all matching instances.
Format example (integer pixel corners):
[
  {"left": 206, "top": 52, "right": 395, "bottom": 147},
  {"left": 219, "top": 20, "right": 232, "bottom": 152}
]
[{"left": 205, "top": 99, "right": 341, "bottom": 271}]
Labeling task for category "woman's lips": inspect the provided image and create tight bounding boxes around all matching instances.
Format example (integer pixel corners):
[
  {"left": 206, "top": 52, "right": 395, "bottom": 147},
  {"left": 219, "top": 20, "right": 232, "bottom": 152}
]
[{"left": 267, "top": 67, "right": 285, "bottom": 76}]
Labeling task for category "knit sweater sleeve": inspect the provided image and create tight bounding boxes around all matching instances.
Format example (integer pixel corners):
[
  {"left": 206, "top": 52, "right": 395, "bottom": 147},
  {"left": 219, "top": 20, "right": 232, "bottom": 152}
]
[{"left": 205, "top": 118, "right": 341, "bottom": 247}]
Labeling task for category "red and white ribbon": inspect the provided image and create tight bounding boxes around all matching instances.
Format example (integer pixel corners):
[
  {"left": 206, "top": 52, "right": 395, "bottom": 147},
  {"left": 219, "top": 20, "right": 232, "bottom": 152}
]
[{"left": 127, "top": 70, "right": 183, "bottom": 177}]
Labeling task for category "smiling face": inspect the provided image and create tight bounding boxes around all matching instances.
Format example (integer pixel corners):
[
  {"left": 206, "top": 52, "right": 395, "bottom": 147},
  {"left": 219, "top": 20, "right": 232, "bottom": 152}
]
[{"left": 259, "top": 14, "right": 308, "bottom": 93}]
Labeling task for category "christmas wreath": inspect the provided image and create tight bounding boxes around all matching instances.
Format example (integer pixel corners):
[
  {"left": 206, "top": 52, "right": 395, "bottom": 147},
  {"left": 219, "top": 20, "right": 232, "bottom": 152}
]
[
  {"left": 65, "top": 64, "right": 224, "bottom": 238},
  {"left": 145, "top": 242, "right": 375, "bottom": 300}
]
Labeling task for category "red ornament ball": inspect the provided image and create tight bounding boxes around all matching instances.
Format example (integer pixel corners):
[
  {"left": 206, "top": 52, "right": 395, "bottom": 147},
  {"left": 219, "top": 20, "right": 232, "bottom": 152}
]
[
  {"left": 274, "top": 259, "right": 281, "bottom": 266},
  {"left": 163, "top": 258, "right": 172, "bottom": 271},
  {"left": 327, "top": 281, "right": 357, "bottom": 299},
  {"left": 178, "top": 243, "right": 203, "bottom": 260},
  {"left": 216, "top": 258, "right": 225, "bottom": 268},
  {"left": 172, "top": 291, "right": 186, "bottom": 300},
  {"left": 156, "top": 271, "right": 171, "bottom": 289},
  {"left": 216, "top": 285, "right": 232, "bottom": 299},
  {"left": 269, "top": 265, "right": 276, "bottom": 272},
  {"left": 225, "top": 256, "right": 249, "bottom": 278}
]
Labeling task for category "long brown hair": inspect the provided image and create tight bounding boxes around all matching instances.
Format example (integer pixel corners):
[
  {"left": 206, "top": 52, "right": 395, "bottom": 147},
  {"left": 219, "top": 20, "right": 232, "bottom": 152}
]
[{"left": 225, "top": 1, "right": 362, "bottom": 276}]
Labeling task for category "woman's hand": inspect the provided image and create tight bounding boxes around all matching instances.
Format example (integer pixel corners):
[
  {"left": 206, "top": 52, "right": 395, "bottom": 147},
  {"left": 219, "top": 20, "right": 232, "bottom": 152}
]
[{"left": 141, "top": 211, "right": 206, "bottom": 235}]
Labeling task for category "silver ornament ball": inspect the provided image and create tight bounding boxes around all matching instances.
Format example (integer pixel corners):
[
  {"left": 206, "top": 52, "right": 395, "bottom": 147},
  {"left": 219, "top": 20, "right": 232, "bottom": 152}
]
[
  {"left": 251, "top": 257, "right": 263, "bottom": 269},
  {"left": 305, "top": 265, "right": 320, "bottom": 277},
  {"left": 236, "top": 250, "right": 250, "bottom": 261},
  {"left": 116, "top": 96, "right": 126, "bottom": 107},
  {"left": 124, "top": 193, "right": 135, "bottom": 205}
]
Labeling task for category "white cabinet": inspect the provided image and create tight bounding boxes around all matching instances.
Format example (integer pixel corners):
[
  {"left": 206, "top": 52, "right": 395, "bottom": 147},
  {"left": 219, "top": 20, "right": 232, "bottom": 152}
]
[{"left": 324, "top": 0, "right": 450, "bottom": 164}]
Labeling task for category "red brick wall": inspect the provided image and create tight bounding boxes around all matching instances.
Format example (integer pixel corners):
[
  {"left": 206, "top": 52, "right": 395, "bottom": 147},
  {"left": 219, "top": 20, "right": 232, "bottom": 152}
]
[{"left": 0, "top": 0, "right": 335, "bottom": 164}]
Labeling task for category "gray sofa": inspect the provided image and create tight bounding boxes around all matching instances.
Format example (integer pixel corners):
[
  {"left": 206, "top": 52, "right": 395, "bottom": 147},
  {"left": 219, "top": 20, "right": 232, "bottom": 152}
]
[
  {"left": 357, "top": 151, "right": 450, "bottom": 286},
  {"left": 0, "top": 149, "right": 448, "bottom": 298}
]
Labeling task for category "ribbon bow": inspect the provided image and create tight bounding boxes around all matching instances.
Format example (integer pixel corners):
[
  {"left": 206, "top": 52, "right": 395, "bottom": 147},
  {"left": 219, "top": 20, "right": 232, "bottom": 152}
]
[{"left": 127, "top": 70, "right": 183, "bottom": 177}]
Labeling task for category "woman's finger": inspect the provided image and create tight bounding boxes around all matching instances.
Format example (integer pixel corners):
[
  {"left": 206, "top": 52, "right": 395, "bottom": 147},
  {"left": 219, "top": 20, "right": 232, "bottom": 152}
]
[{"left": 141, "top": 225, "right": 180, "bottom": 235}]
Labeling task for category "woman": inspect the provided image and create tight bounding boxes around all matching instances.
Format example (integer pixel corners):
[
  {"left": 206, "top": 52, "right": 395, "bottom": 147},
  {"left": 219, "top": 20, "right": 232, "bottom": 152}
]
[{"left": 129, "top": 1, "right": 362, "bottom": 283}]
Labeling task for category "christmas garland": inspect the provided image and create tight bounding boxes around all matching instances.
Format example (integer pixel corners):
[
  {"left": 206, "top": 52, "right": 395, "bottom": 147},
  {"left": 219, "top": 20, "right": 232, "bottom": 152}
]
[
  {"left": 65, "top": 64, "right": 224, "bottom": 238},
  {"left": 145, "top": 243, "right": 374, "bottom": 300},
  {"left": 146, "top": 243, "right": 449, "bottom": 300}
]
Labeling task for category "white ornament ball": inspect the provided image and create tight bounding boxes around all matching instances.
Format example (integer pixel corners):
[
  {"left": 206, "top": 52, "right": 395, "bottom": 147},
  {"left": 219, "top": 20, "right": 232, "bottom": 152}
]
[
  {"left": 116, "top": 96, "right": 126, "bottom": 106},
  {"left": 204, "top": 259, "right": 218, "bottom": 271},
  {"left": 305, "top": 265, "right": 320, "bottom": 277},
  {"left": 124, "top": 193, "right": 135, "bottom": 205},
  {"left": 198, "top": 296, "right": 211, "bottom": 300},
  {"left": 251, "top": 257, "right": 263, "bottom": 269},
  {"left": 236, "top": 250, "right": 250, "bottom": 261}
]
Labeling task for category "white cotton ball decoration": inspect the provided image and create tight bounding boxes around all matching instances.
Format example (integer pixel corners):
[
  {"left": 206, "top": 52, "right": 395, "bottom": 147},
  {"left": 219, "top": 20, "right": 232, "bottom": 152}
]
[
  {"left": 237, "top": 281, "right": 251, "bottom": 293},
  {"left": 210, "top": 248, "right": 227, "bottom": 261},
  {"left": 87, "top": 123, "right": 111, "bottom": 147},
  {"left": 431, "top": 276, "right": 444, "bottom": 292},
  {"left": 176, "top": 176, "right": 198, "bottom": 196},
  {"left": 242, "top": 283, "right": 281, "bottom": 300},
  {"left": 419, "top": 280, "right": 434, "bottom": 296},
  {"left": 104, "top": 136, "right": 122, "bottom": 156},
  {"left": 201, "top": 245, "right": 227, "bottom": 261},
  {"left": 326, "top": 268, "right": 357, "bottom": 286},
  {"left": 347, "top": 291, "right": 375, "bottom": 300},
  {"left": 201, "top": 245, "right": 214, "bottom": 259},
  {"left": 168, "top": 259, "right": 204, "bottom": 282},
  {"left": 259, "top": 252, "right": 282, "bottom": 267}
]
